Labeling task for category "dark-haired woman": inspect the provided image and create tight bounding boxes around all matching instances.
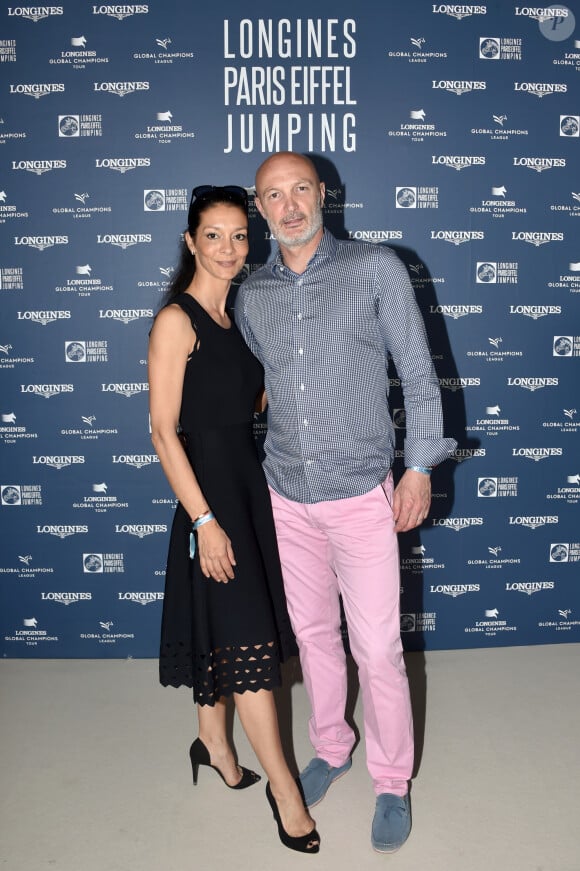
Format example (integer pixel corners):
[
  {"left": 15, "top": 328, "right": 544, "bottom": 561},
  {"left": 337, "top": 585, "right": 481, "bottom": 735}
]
[{"left": 147, "top": 186, "right": 319, "bottom": 854}]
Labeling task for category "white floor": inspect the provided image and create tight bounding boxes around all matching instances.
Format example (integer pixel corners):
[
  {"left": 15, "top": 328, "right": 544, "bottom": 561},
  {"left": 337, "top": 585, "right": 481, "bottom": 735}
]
[{"left": 1, "top": 644, "right": 578, "bottom": 871}]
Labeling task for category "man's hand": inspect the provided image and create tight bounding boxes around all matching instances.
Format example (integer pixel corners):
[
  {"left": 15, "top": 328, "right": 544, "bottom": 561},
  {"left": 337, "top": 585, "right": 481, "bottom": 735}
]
[{"left": 393, "top": 469, "right": 431, "bottom": 533}]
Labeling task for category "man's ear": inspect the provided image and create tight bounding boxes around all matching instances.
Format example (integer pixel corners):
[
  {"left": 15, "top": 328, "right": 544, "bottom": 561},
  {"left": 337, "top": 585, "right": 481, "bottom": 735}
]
[
  {"left": 319, "top": 182, "right": 326, "bottom": 207},
  {"left": 254, "top": 196, "right": 266, "bottom": 219}
]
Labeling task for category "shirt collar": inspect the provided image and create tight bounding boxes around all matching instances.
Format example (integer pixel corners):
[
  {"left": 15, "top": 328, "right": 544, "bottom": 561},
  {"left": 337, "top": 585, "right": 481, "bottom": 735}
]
[{"left": 269, "top": 229, "right": 336, "bottom": 276}]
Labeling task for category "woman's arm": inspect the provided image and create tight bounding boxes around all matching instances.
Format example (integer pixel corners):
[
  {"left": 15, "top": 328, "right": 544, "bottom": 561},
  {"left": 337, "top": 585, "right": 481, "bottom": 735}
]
[{"left": 148, "top": 305, "right": 236, "bottom": 582}]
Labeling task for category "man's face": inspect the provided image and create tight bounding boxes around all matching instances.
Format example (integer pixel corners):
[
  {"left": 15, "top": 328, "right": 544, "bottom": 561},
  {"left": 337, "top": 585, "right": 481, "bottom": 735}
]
[{"left": 255, "top": 155, "right": 325, "bottom": 249}]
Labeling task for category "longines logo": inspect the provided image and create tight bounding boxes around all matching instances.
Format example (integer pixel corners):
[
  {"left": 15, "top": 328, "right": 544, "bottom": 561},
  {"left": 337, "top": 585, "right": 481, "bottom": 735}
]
[
  {"left": 9, "top": 83, "right": 64, "bottom": 99},
  {"left": 430, "top": 230, "right": 484, "bottom": 245},
  {"left": 429, "top": 304, "right": 483, "bottom": 319},
  {"left": 513, "top": 157, "right": 566, "bottom": 172},
  {"left": 429, "top": 584, "right": 480, "bottom": 597},
  {"left": 431, "top": 155, "right": 486, "bottom": 170},
  {"left": 21, "top": 383, "right": 74, "bottom": 398},
  {"left": 92, "top": 4, "right": 149, "bottom": 18},
  {"left": 115, "top": 524, "right": 167, "bottom": 538},
  {"left": 37, "top": 524, "right": 88, "bottom": 538},
  {"left": 509, "top": 515, "right": 558, "bottom": 529},
  {"left": 7, "top": 6, "right": 63, "bottom": 20},
  {"left": 98, "top": 308, "right": 153, "bottom": 323},
  {"left": 347, "top": 230, "right": 403, "bottom": 242},
  {"left": 432, "top": 79, "right": 486, "bottom": 94},
  {"left": 101, "top": 383, "right": 148, "bottom": 397},
  {"left": 432, "top": 5, "right": 487, "bottom": 19},
  {"left": 112, "top": 454, "right": 159, "bottom": 469},
  {"left": 506, "top": 582, "right": 555, "bottom": 595},
  {"left": 17, "top": 310, "right": 71, "bottom": 325},
  {"left": 96, "top": 158, "right": 151, "bottom": 173},
  {"left": 514, "top": 6, "right": 569, "bottom": 20},
  {"left": 118, "top": 591, "right": 163, "bottom": 604},
  {"left": 439, "top": 377, "right": 481, "bottom": 390},
  {"left": 512, "top": 448, "right": 562, "bottom": 461},
  {"left": 33, "top": 455, "right": 85, "bottom": 469},
  {"left": 507, "top": 377, "right": 558, "bottom": 391},
  {"left": 93, "top": 81, "right": 150, "bottom": 96},
  {"left": 12, "top": 160, "right": 67, "bottom": 175},
  {"left": 432, "top": 517, "right": 484, "bottom": 531},
  {"left": 41, "top": 592, "right": 92, "bottom": 604},
  {"left": 514, "top": 81, "right": 567, "bottom": 97},
  {"left": 509, "top": 304, "right": 561, "bottom": 319},
  {"left": 14, "top": 235, "right": 68, "bottom": 251},
  {"left": 451, "top": 448, "right": 486, "bottom": 462},
  {"left": 512, "top": 231, "right": 564, "bottom": 246},
  {"left": 96, "top": 234, "right": 152, "bottom": 249}
]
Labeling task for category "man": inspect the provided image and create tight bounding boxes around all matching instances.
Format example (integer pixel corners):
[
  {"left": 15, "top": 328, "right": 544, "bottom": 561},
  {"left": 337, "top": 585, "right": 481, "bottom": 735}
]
[{"left": 235, "top": 152, "right": 456, "bottom": 853}]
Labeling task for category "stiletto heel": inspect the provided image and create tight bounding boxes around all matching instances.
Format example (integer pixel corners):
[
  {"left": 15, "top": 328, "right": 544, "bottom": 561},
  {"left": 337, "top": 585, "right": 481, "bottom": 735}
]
[
  {"left": 191, "top": 759, "right": 199, "bottom": 786},
  {"left": 265, "top": 782, "right": 320, "bottom": 853},
  {"left": 189, "top": 738, "right": 261, "bottom": 789}
]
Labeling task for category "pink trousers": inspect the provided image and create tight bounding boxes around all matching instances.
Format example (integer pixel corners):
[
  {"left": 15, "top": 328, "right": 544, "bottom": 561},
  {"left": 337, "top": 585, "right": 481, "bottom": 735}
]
[{"left": 269, "top": 476, "right": 413, "bottom": 797}]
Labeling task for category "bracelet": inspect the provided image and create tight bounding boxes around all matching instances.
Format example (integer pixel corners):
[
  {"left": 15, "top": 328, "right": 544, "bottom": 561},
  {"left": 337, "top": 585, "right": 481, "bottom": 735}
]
[
  {"left": 189, "top": 511, "right": 216, "bottom": 559},
  {"left": 192, "top": 509, "right": 212, "bottom": 523},
  {"left": 192, "top": 511, "right": 215, "bottom": 530},
  {"left": 407, "top": 465, "right": 432, "bottom": 476}
]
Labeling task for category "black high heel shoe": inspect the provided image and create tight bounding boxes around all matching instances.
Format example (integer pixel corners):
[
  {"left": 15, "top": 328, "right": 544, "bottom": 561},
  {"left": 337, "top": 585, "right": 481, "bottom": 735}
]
[
  {"left": 189, "top": 738, "right": 261, "bottom": 789},
  {"left": 265, "top": 782, "right": 320, "bottom": 854}
]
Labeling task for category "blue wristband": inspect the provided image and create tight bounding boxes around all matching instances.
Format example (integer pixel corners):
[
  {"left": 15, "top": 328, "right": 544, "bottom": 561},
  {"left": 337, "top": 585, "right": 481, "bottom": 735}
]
[
  {"left": 189, "top": 511, "right": 215, "bottom": 559},
  {"left": 407, "top": 466, "right": 432, "bottom": 475},
  {"left": 192, "top": 511, "right": 215, "bottom": 529}
]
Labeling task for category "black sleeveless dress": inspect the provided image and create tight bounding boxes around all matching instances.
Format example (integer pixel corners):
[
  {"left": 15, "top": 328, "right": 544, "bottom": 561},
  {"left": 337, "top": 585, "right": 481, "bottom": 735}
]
[{"left": 159, "top": 293, "right": 297, "bottom": 705}]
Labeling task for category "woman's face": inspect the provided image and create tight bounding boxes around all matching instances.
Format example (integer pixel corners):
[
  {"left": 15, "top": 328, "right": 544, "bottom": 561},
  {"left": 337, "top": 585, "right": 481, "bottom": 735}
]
[{"left": 186, "top": 203, "right": 248, "bottom": 283}]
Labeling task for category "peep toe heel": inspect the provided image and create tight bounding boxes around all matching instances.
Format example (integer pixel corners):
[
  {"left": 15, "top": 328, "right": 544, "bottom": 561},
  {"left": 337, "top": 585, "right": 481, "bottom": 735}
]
[
  {"left": 265, "top": 782, "right": 320, "bottom": 853},
  {"left": 189, "top": 737, "right": 261, "bottom": 789}
]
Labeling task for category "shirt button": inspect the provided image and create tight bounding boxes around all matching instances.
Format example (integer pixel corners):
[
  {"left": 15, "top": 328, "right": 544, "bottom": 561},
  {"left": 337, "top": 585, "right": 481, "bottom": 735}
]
[
  {"left": 306, "top": 460, "right": 312, "bottom": 466},
  {"left": 300, "top": 384, "right": 305, "bottom": 391},
  {"left": 297, "top": 312, "right": 302, "bottom": 320},
  {"left": 298, "top": 348, "right": 303, "bottom": 355},
  {"left": 303, "top": 419, "right": 308, "bottom": 426}
]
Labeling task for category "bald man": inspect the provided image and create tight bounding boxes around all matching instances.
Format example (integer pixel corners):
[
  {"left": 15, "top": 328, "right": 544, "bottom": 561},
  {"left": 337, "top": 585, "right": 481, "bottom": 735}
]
[{"left": 236, "top": 152, "right": 455, "bottom": 853}]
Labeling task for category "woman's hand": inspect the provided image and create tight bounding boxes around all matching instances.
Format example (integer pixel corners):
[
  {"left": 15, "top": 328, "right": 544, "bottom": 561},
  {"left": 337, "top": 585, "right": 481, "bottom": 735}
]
[{"left": 196, "top": 521, "right": 236, "bottom": 583}]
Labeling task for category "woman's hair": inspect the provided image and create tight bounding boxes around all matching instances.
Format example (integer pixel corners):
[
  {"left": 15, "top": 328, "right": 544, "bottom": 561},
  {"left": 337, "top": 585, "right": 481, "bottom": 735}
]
[{"left": 163, "top": 186, "right": 248, "bottom": 304}]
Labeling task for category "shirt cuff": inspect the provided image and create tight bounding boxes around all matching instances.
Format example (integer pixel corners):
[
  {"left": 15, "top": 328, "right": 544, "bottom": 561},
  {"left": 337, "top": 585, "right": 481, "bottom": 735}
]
[{"left": 404, "top": 437, "right": 458, "bottom": 469}]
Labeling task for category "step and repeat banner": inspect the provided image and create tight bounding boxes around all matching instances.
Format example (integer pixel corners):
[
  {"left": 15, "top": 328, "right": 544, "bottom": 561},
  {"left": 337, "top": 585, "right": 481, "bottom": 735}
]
[{"left": 1, "top": 1, "right": 578, "bottom": 657}]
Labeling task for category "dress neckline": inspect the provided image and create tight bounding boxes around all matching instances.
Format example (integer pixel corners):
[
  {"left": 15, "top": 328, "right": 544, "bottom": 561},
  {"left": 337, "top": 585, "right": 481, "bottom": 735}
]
[{"left": 182, "top": 293, "right": 233, "bottom": 331}]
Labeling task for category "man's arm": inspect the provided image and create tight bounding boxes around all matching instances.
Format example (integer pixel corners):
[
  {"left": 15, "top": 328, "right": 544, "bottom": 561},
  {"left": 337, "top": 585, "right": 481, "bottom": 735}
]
[
  {"left": 234, "top": 284, "right": 261, "bottom": 360},
  {"left": 374, "top": 248, "right": 456, "bottom": 530}
]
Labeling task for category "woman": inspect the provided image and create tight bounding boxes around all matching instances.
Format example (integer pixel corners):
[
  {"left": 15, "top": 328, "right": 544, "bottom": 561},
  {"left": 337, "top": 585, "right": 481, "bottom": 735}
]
[{"left": 148, "top": 185, "right": 319, "bottom": 854}]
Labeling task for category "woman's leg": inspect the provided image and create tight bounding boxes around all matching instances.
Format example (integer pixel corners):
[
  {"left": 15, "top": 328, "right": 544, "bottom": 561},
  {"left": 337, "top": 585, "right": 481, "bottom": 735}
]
[
  {"left": 234, "top": 688, "right": 318, "bottom": 840},
  {"left": 197, "top": 698, "right": 245, "bottom": 786}
]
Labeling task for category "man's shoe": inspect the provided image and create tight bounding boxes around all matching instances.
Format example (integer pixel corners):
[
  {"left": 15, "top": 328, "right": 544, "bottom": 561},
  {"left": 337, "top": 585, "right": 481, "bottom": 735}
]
[
  {"left": 371, "top": 792, "right": 411, "bottom": 853},
  {"left": 299, "top": 757, "right": 352, "bottom": 808}
]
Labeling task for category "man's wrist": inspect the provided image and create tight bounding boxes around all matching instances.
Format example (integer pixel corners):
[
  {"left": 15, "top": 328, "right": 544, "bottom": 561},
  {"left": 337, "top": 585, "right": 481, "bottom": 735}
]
[{"left": 406, "top": 465, "right": 432, "bottom": 476}]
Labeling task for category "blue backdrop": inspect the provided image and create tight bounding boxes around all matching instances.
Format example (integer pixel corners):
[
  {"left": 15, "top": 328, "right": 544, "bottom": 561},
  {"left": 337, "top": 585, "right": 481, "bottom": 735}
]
[{"left": 1, "top": 1, "right": 579, "bottom": 657}]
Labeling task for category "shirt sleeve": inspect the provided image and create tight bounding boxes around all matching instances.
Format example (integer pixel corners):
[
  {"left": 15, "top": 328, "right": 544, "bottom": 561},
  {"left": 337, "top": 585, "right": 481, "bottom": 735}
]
[
  {"left": 234, "top": 283, "right": 261, "bottom": 361},
  {"left": 373, "top": 247, "right": 457, "bottom": 468}
]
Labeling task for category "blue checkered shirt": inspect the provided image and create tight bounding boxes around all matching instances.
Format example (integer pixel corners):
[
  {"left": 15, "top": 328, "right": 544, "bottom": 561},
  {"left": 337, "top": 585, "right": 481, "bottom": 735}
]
[{"left": 235, "top": 230, "right": 456, "bottom": 504}]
